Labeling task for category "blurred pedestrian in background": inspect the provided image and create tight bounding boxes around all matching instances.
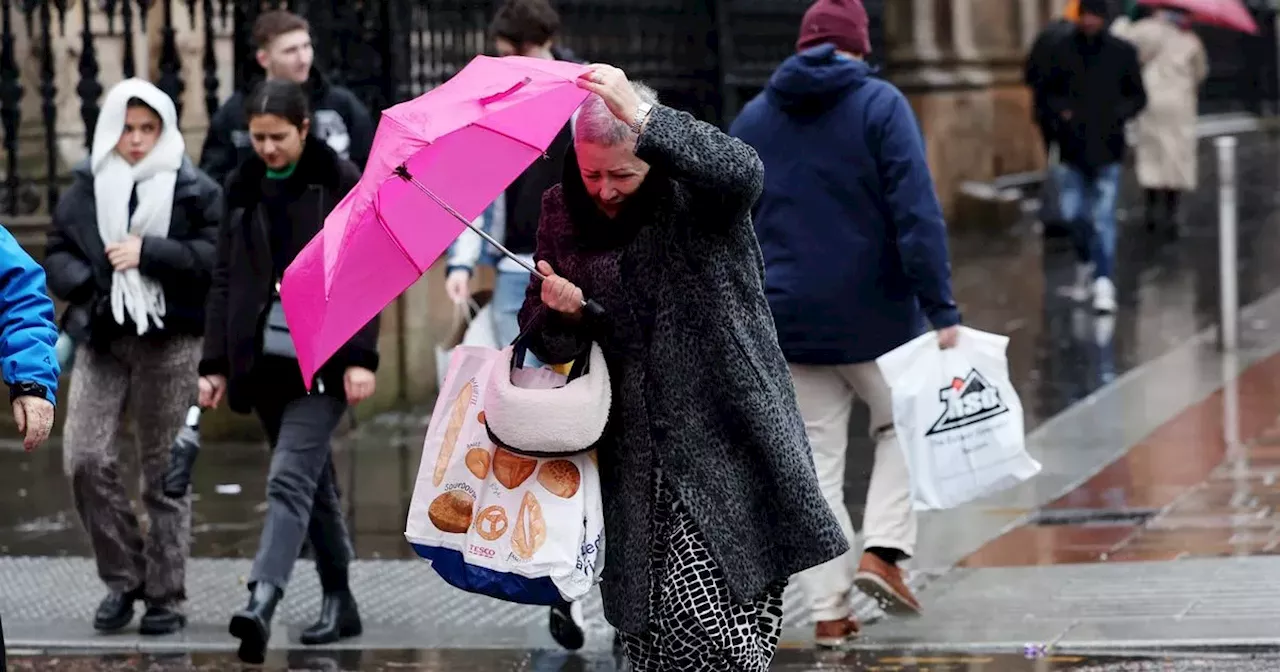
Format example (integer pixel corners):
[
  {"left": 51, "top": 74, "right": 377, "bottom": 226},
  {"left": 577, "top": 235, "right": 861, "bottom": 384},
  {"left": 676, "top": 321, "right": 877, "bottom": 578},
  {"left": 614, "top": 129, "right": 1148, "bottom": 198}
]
[
  {"left": 1112, "top": 7, "right": 1207, "bottom": 239},
  {"left": 198, "top": 80, "right": 379, "bottom": 664},
  {"left": 43, "top": 79, "right": 222, "bottom": 636},
  {"left": 731, "top": 0, "right": 961, "bottom": 649},
  {"left": 200, "top": 10, "right": 373, "bottom": 184},
  {"left": 1038, "top": 0, "right": 1147, "bottom": 313}
]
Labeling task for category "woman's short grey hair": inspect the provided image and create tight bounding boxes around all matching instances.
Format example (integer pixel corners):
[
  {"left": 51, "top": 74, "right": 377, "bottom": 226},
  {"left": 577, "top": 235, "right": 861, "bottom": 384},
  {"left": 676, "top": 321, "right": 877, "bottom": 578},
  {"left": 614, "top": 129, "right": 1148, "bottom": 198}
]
[{"left": 571, "top": 81, "right": 660, "bottom": 147}]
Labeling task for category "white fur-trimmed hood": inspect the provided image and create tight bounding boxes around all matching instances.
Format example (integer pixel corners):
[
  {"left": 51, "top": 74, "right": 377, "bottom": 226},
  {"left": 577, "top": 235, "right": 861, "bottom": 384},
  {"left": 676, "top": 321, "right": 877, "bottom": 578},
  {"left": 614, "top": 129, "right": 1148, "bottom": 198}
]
[{"left": 484, "top": 343, "right": 611, "bottom": 456}]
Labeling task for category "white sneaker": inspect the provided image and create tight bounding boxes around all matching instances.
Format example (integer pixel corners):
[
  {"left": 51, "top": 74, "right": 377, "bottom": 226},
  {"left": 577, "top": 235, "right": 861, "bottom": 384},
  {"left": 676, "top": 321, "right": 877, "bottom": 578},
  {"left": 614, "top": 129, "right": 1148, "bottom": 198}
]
[
  {"left": 1092, "top": 277, "right": 1117, "bottom": 314},
  {"left": 1069, "top": 263, "right": 1095, "bottom": 302}
]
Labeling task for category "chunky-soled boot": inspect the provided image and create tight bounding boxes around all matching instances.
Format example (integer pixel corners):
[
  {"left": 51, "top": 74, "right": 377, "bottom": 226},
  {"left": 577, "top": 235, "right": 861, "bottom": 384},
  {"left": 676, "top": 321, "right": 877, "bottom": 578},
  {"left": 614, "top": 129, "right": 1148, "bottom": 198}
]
[
  {"left": 299, "top": 590, "right": 363, "bottom": 645},
  {"left": 228, "top": 582, "right": 283, "bottom": 664}
]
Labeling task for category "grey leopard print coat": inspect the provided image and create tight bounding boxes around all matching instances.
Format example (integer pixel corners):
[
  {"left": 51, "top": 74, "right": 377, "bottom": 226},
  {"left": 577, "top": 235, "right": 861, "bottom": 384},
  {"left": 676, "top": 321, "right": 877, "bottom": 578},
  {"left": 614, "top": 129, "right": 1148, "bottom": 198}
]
[{"left": 518, "top": 104, "right": 848, "bottom": 633}]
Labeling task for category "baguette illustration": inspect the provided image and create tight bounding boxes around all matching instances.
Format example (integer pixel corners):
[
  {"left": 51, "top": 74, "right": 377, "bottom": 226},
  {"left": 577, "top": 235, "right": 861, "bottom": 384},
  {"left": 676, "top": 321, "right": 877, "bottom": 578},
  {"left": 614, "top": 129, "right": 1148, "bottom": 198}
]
[{"left": 433, "top": 380, "right": 475, "bottom": 487}]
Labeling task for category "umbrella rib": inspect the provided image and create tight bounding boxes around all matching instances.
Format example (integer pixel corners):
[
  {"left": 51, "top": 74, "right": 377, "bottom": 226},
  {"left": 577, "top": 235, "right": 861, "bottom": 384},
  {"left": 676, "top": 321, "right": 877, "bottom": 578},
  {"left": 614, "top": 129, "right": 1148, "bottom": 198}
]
[
  {"left": 373, "top": 206, "right": 426, "bottom": 277},
  {"left": 470, "top": 120, "right": 551, "bottom": 159}
]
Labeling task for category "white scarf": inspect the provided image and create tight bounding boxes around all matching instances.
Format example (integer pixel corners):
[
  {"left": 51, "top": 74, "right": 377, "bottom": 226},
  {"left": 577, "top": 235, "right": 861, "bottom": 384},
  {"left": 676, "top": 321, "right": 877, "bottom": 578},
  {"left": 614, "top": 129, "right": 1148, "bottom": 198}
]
[{"left": 91, "top": 78, "right": 185, "bottom": 335}]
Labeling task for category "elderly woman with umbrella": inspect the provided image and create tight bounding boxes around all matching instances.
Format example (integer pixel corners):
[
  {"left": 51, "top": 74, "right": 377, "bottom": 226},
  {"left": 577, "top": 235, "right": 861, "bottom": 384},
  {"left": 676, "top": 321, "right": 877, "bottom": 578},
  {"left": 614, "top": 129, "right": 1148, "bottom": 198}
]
[{"left": 514, "top": 64, "right": 847, "bottom": 670}]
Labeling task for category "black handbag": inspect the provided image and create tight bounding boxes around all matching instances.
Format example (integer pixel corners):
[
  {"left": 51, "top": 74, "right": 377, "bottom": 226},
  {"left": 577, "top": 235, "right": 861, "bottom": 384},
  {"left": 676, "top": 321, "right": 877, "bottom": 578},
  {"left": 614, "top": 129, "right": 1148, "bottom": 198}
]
[{"left": 261, "top": 280, "right": 296, "bottom": 359}]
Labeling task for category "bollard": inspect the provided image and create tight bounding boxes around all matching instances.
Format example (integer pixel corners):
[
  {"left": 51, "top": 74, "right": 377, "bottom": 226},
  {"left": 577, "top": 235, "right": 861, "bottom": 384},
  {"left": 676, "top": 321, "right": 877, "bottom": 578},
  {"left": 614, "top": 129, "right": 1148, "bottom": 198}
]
[{"left": 1216, "top": 136, "right": 1239, "bottom": 353}]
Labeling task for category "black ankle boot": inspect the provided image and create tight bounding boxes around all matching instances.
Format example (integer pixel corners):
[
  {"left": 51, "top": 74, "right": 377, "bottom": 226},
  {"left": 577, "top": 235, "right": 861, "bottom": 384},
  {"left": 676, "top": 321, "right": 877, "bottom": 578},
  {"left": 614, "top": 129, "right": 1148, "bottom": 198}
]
[
  {"left": 299, "top": 590, "right": 363, "bottom": 645},
  {"left": 228, "top": 582, "right": 283, "bottom": 664}
]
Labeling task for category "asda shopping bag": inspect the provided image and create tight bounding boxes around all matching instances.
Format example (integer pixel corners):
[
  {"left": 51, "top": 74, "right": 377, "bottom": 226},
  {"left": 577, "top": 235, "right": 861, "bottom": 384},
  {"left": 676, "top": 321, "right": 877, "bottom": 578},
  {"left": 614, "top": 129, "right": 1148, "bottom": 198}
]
[
  {"left": 406, "top": 345, "right": 605, "bottom": 605},
  {"left": 876, "top": 327, "right": 1040, "bottom": 511}
]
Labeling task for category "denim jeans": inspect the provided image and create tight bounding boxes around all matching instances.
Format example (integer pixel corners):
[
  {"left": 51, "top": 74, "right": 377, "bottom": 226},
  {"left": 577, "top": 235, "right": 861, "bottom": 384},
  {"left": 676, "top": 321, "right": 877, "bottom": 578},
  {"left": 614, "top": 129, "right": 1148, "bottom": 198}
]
[{"left": 1054, "top": 162, "right": 1122, "bottom": 279}]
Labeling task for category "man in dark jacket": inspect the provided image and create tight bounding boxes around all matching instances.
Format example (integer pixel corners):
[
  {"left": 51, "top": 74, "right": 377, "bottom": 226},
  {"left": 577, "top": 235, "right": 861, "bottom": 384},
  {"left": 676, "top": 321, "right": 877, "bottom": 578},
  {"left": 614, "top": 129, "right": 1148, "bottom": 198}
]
[
  {"left": 730, "top": 0, "right": 960, "bottom": 649},
  {"left": 1040, "top": 0, "right": 1146, "bottom": 313},
  {"left": 199, "top": 10, "right": 373, "bottom": 185}
]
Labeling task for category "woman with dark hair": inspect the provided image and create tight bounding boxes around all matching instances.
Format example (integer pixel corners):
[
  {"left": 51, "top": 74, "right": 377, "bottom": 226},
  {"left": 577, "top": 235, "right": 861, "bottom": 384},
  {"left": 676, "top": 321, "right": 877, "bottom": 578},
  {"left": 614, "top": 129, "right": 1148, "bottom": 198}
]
[
  {"left": 197, "top": 79, "right": 379, "bottom": 663},
  {"left": 519, "top": 64, "right": 846, "bottom": 670},
  {"left": 44, "top": 78, "right": 222, "bottom": 636}
]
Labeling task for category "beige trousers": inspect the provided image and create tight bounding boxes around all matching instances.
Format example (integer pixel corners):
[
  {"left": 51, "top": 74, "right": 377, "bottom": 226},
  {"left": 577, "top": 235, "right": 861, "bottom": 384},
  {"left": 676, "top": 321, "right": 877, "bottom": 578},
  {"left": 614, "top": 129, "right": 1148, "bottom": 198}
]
[{"left": 788, "top": 362, "right": 916, "bottom": 623}]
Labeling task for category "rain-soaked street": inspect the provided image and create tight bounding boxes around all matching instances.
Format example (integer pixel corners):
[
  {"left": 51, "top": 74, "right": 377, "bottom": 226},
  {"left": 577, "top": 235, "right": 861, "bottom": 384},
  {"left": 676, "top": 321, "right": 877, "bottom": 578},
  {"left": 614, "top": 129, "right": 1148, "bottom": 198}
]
[{"left": 5, "top": 127, "right": 1280, "bottom": 665}]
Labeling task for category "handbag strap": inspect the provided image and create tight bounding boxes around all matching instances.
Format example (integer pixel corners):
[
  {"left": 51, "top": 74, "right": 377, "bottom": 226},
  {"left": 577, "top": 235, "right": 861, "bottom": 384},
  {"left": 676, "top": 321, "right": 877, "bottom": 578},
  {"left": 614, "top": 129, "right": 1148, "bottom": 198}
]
[{"left": 510, "top": 306, "right": 592, "bottom": 381}]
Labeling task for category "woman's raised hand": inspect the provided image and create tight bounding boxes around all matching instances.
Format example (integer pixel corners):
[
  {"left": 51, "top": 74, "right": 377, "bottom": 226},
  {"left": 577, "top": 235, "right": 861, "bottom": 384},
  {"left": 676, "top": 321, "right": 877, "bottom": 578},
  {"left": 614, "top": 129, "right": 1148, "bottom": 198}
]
[
  {"left": 577, "top": 64, "right": 643, "bottom": 128},
  {"left": 537, "top": 260, "right": 583, "bottom": 317}
]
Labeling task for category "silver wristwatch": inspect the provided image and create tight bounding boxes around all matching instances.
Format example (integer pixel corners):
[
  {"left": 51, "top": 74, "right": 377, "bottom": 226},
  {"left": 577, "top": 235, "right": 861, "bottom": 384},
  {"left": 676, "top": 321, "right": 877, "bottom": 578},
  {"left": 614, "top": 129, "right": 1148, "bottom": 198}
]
[{"left": 630, "top": 101, "right": 654, "bottom": 135}]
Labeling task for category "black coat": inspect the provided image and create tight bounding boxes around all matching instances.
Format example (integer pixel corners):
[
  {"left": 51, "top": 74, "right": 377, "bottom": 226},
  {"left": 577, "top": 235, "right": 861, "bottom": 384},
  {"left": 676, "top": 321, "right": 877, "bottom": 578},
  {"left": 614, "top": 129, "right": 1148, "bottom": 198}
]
[
  {"left": 518, "top": 105, "right": 847, "bottom": 632},
  {"left": 44, "top": 157, "right": 223, "bottom": 346},
  {"left": 199, "top": 69, "right": 374, "bottom": 186},
  {"left": 198, "top": 138, "right": 379, "bottom": 414},
  {"left": 1041, "top": 28, "right": 1148, "bottom": 172}
]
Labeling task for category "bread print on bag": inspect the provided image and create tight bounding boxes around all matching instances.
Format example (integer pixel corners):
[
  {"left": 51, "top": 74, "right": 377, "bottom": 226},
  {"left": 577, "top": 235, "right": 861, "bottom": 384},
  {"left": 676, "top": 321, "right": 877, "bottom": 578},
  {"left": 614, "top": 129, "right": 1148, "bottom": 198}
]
[
  {"left": 474, "top": 505, "right": 509, "bottom": 541},
  {"left": 427, "top": 490, "right": 474, "bottom": 534},
  {"left": 465, "top": 448, "right": 492, "bottom": 479},
  {"left": 537, "top": 460, "right": 581, "bottom": 499},
  {"left": 492, "top": 448, "right": 536, "bottom": 489},
  {"left": 433, "top": 379, "right": 476, "bottom": 487},
  {"left": 511, "top": 491, "right": 547, "bottom": 560}
]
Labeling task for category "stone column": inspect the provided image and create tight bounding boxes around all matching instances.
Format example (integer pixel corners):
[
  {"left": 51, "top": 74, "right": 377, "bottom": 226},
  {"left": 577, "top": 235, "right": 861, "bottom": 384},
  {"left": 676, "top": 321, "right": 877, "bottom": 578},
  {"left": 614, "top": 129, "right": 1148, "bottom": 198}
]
[{"left": 883, "top": 0, "right": 1050, "bottom": 222}]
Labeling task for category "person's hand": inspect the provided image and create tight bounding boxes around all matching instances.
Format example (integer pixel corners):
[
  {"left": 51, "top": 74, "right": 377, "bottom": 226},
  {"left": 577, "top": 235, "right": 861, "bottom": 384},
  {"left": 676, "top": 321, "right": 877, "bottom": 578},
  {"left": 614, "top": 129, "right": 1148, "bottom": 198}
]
[
  {"left": 577, "top": 64, "right": 644, "bottom": 129},
  {"left": 105, "top": 235, "right": 143, "bottom": 271},
  {"left": 1060, "top": 109, "right": 1073, "bottom": 121},
  {"left": 198, "top": 374, "right": 226, "bottom": 409},
  {"left": 536, "top": 260, "right": 583, "bottom": 317},
  {"left": 12, "top": 395, "right": 54, "bottom": 451},
  {"left": 344, "top": 366, "right": 376, "bottom": 405},
  {"left": 445, "top": 269, "right": 471, "bottom": 306},
  {"left": 937, "top": 325, "right": 960, "bottom": 350}
]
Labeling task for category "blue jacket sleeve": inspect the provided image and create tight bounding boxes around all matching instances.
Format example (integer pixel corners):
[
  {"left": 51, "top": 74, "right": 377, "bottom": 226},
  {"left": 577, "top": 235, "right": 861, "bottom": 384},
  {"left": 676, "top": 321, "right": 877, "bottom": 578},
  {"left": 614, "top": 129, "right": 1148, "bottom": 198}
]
[
  {"left": 874, "top": 88, "right": 961, "bottom": 329},
  {"left": 0, "top": 226, "right": 59, "bottom": 403}
]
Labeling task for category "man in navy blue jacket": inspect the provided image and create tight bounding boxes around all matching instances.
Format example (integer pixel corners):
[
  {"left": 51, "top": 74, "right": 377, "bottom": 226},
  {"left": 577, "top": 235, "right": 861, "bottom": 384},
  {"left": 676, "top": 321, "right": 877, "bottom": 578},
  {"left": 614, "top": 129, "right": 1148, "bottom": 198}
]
[{"left": 731, "top": 0, "right": 960, "bottom": 648}]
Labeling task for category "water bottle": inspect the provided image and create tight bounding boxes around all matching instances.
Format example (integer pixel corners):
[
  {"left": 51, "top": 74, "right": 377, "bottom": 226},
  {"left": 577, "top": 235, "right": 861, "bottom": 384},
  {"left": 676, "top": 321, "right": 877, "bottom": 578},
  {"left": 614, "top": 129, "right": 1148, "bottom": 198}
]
[{"left": 162, "top": 405, "right": 202, "bottom": 498}]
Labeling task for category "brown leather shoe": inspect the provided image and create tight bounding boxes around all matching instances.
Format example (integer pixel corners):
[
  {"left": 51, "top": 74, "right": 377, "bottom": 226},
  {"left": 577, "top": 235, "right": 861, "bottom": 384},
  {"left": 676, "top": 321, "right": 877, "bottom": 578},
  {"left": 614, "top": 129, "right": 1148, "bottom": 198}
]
[
  {"left": 814, "top": 616, "right": 861, "bottom": 649},
  {"left": 854, "top": 552, "right": 922, "bottom": 616}
]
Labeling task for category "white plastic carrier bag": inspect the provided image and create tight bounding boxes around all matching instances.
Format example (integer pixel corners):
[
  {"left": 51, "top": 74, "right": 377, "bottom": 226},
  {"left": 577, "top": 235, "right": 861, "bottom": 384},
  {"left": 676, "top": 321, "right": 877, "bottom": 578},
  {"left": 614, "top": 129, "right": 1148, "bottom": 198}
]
[{"left": 875, "top": 326, "right": 1040, "bottom": 511}]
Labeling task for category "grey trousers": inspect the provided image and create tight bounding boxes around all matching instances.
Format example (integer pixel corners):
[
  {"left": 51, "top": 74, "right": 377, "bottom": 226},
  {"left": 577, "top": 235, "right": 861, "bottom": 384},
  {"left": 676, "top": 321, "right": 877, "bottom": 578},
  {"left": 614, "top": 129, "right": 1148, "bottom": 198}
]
[
  {"left": 249, "top": 393, "right": 353, "bottom": 592},
  {"left": 63, "top": 335, "right": 201, "bottom": 605}
]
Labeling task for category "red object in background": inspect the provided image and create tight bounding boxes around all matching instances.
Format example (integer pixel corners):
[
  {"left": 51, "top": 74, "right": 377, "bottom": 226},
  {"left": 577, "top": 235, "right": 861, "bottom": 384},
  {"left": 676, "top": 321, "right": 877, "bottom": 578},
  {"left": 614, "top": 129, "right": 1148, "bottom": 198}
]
[{"left": 1138, "top": 0, "right": 1259, "bottom": 35}]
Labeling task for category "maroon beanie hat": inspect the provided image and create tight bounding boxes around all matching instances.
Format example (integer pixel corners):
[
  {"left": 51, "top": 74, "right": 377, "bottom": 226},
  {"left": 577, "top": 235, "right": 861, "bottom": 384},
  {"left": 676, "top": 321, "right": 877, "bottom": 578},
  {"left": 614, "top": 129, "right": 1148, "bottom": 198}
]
[{"left": 796, "top": 0, "right": 871, "bottom": 56}]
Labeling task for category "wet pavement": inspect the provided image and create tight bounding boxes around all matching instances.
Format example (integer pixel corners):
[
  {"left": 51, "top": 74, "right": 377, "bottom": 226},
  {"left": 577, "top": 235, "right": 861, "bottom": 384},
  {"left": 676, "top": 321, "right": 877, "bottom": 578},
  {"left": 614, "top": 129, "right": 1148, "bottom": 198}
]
[{"left": 8, "top": 648, "right": 1280, "bottom": 671}]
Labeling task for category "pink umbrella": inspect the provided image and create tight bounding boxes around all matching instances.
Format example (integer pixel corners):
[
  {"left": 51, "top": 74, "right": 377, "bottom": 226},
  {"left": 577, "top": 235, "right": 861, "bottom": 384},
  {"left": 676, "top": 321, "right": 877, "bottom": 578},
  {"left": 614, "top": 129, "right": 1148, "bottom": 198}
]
[
  {"left": 279, "top": 55, "right": 596, "bottom": 386},
  {"left": 1139, "top": 0, "right": 1259, "bottom": 34}
]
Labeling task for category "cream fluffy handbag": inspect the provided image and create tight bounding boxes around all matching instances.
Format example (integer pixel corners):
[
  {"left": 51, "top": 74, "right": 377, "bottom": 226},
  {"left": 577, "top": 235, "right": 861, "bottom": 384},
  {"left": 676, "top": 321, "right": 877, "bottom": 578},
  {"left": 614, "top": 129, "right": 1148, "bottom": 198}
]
[{"left": 483, "top": 339, "right": 611, "bottom": 458}]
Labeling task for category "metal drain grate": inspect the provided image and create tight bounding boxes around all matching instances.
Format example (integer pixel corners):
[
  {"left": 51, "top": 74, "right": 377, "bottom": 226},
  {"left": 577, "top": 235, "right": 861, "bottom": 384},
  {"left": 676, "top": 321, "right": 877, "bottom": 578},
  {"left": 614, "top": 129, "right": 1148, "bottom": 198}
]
[{"left": 1029, "top": 507, "right": 1159, "bottom": 526}]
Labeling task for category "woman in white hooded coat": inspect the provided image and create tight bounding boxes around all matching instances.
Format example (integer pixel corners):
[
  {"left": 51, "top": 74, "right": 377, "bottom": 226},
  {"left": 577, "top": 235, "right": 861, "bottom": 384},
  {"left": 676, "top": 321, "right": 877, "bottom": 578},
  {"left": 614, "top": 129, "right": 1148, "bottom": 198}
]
[
  {"left": 42, "top": 78, "right": 223, "bottom": 635},
  {"left": 1113, "top": 9, "right": 1207, "bottom": 237}
]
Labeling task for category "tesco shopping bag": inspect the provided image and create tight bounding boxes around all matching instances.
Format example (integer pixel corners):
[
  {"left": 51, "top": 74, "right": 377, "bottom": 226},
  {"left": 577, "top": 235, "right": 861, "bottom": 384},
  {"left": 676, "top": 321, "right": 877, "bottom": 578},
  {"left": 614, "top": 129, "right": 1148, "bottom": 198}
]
[
  {"left": 876, "top": 327, "right": 1040, "bottom": 511},
  {"left": 406, "top": 345, "right": 605, "bottom": 605}
]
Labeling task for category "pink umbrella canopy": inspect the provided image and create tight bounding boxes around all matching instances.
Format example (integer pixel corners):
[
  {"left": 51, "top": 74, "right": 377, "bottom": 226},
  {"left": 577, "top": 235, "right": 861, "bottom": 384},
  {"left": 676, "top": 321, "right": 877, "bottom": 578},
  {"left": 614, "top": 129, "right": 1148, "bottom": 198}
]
[
  {"left": 280, "top": 55, "right": 591, "bottom": 385},
  {"left": 1139, "top": 0, "right": 1259, "bottom": 34}
]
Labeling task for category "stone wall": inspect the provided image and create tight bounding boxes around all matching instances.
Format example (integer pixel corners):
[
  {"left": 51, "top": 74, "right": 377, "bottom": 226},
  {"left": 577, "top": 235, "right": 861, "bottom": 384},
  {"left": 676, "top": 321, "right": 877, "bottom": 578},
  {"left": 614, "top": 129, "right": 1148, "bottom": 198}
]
[{"left": 883, "top": 0, "right": 1066, "bottom": 222}]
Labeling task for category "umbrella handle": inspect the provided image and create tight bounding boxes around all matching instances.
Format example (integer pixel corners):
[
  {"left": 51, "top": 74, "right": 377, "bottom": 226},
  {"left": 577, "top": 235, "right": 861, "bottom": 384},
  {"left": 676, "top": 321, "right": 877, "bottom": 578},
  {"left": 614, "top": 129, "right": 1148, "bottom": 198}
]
[{"left": 582, "top": 299, "right": 605, "bottom": 319}]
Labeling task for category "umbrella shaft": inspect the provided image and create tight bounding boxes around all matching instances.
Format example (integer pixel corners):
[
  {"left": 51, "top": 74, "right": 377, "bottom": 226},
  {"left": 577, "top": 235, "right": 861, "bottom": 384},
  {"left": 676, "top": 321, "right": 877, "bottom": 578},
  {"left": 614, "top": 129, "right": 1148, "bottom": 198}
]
[{"left": 402, "top": 173, "right": 546, "bottom": 281}]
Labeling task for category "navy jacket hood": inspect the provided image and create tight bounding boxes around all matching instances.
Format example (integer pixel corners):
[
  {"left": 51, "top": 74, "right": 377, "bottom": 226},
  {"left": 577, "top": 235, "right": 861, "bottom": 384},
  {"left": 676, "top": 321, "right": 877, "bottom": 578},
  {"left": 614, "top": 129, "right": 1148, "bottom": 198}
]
[{"left": 767, "top": 45, "right": 871, "bottom": 115}]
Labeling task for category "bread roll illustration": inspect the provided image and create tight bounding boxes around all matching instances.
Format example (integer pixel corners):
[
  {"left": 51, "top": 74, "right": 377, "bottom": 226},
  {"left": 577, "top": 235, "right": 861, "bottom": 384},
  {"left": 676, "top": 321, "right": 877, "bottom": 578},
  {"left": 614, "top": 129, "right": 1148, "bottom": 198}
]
[
  {"left": 433, "top": 380, "right": 474, "bottom": 487},
  {"left": 427, "top": 490, "right": 474, "bottom": 534},
  {"left": 537, "top": 460, "right": 581, "bottom": 499},
  {"left": 492, "top": 448, "right": 537, "bottom": 489},
  {"left": 512, "top": 491, "right": 547, "bottom": 560},
  {"left": 474, "top": 505, "right": 509, "bottom": 541},
  {"left": 465, "top": 448, "right": 492, "bottom": 479},
  {"left": 477, "top": 410, "right": 485, "bottom": 425}
]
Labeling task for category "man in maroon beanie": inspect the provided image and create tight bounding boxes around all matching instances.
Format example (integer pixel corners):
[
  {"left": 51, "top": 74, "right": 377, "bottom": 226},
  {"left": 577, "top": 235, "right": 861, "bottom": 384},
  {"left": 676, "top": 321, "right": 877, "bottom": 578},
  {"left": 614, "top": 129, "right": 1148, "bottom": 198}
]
[{"left": 732, "top": 0, "right": 960, "bottom": 651}]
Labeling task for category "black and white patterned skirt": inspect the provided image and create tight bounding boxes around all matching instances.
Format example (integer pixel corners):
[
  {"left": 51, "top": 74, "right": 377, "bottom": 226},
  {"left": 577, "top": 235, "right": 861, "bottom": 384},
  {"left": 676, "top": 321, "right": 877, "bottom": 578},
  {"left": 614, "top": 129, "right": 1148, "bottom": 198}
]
[{"left": 617, "top": 475, "right": 786, "bottom": 672}]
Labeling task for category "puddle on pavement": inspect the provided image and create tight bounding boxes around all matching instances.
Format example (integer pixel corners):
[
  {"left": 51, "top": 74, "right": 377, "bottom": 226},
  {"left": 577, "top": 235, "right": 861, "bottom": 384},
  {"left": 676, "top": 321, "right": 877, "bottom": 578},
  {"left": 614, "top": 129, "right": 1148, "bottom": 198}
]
[
  {"left": 0, "top": 413, "right": 431, "bottom": 560},
  {"left": 9, "top": 649, "right": 1280, "bottom": 671}
]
